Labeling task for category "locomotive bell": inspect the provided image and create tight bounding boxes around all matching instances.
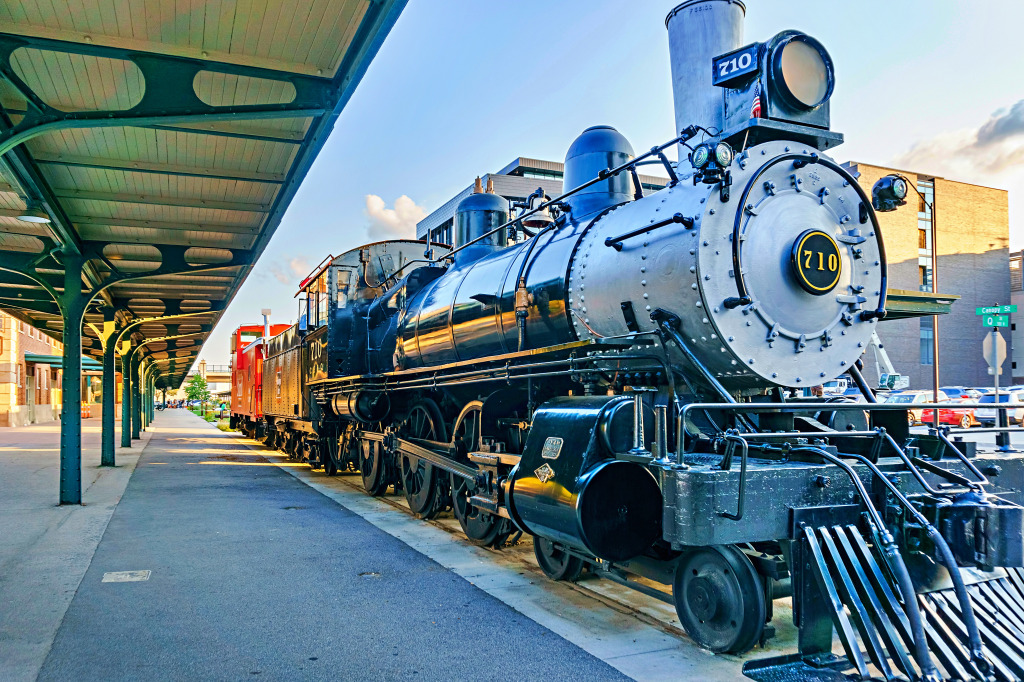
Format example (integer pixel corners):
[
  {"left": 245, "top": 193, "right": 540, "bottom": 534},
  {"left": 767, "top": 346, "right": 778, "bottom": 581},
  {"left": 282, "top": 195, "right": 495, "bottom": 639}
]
[{"left": 521, "top": 193, "right": 553, "bottom": 230}]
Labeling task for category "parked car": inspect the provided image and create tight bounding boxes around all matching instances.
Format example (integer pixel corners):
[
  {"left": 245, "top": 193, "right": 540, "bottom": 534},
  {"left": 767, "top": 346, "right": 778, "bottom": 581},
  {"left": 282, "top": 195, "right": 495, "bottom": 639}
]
[
  {"left": 920, "top": 404, "right": 975, "bottom": 429},
  {"left": 840, "top": 386, "right": 867, "bottom": 403},
  {"left": 884, "top": 390, "right": 950, "bottom": 426},
  {"left": 940, "top": 386, "right": 983, "bottom": 400},
  {"left": 975, "top": 391, "right": 1024, "bottom": 426}
]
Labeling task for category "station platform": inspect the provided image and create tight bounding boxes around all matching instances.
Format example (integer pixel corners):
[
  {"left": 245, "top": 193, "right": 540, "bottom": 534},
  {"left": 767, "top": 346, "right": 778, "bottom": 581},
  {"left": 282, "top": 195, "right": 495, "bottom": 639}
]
[{"left": 3, "top": 409, "right": 662, "bottom": 681}]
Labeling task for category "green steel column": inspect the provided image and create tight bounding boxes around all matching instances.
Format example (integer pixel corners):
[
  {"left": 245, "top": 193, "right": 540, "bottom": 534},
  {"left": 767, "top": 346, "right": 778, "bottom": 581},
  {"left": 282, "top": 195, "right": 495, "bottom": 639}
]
[
  {"left": 58, "top": 253, "right": 87, "bottom": 505},
  {"left": 120, "top": 344, "right": 132, "bottom": 448},
  {"left": 147, "top": 369, "right": 154, "bottom": 424},
  {"left": 131, "top": 353, "right": 142, "bottom": 440},
  {"left": 100, "top": 307, "right": 117, "bottom": 467},
  {"left": 141, "top": 365, "right": 148, "bottom": 429}
]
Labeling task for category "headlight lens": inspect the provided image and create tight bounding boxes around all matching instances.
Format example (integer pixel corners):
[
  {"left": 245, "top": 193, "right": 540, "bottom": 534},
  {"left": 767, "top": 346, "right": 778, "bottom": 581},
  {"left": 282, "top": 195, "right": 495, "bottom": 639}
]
[
  {"left": 770, "top": 33, "right": 835, "bottom": 110},
  {"left": 691, "top": 144, "right": 710, "bottom": 168},
  {"left": 892, "top": 177, "right": 908, "bottom": 199},
  {"left": 714, "top": 142, "right": 734, "bottom": 167}
]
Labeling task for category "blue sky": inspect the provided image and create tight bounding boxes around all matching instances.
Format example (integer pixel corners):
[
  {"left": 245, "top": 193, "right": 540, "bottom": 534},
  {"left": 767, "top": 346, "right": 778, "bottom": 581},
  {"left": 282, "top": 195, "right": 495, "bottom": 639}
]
[{"left": 198, "top": 0, "right": 1024, "bottom": 366}]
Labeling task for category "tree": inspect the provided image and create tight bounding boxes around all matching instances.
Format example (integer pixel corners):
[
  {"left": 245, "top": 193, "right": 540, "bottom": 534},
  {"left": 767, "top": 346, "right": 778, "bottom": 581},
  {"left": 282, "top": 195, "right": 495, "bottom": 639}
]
[{"left": 184, "top": 374, "right": 211, "bottom": 406}]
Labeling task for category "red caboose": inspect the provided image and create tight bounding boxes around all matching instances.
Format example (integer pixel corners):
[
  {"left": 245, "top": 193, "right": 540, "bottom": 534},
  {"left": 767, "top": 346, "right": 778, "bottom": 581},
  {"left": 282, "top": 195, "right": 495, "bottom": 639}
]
[{"left": 229, "top": 323, "right": 289, "bottom": 437}]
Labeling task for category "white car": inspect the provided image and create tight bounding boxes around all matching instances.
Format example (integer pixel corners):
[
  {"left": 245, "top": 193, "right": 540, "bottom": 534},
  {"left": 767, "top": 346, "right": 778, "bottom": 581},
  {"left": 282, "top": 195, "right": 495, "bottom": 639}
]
[
  {"left": 975, "top": 391, "right": 1024, "bottom": 425},
  {"left": 885, "top": 390, "right": 950, "bottom": 426}
]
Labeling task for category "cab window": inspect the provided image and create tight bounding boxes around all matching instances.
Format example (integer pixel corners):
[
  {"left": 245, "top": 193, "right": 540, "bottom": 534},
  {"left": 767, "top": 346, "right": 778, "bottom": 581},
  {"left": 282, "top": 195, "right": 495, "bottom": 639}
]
[{"left": 336, "top": 268, "right": 352, "bottom": 309}]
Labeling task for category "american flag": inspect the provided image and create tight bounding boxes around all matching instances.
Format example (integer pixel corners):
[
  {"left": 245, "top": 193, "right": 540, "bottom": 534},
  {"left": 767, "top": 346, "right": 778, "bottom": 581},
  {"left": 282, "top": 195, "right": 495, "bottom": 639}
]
[{"left": 750, "top": 81, "right": 762, "bottom": 118}]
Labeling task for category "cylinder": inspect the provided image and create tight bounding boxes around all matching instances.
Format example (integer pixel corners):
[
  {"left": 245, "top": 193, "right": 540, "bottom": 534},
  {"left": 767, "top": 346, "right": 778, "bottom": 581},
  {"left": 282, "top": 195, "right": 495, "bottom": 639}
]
[
  {"left": 509, "top": 396, "right": 662, "bottom": 561},
  {"left": 331, "top": 391, "right": 390, "bottom": 423},
  {"left": 665, "top": 0, "right": 746, "bottom": 138},
  {"left": 563, "top": 125, "right": 635, "bottom": 220}
]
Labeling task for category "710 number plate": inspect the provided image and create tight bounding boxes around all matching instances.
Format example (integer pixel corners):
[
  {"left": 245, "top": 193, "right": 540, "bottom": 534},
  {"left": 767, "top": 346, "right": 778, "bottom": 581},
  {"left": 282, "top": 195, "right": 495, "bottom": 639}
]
[{"left": 712, "top": 43, "right": 759, "bottom": 87}]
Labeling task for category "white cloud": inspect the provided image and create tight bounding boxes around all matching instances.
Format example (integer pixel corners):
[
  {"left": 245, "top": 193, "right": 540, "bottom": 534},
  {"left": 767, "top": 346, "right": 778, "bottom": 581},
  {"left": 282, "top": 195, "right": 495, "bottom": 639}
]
[
  {"left": 267, "top": 256, "right": 311, "bottom": 285},
  {"left": 364, "top": 194, "right": 426, "bottom": 240},
  {"left": 892, "top": 98, "right": 1024, "bottom": 177}
]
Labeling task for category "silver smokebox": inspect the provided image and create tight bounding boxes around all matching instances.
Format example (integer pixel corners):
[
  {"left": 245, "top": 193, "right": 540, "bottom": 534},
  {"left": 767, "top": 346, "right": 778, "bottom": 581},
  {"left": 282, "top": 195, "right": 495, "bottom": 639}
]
[{"left": 665, "top": 0, "right": 746, "bottom": 138}]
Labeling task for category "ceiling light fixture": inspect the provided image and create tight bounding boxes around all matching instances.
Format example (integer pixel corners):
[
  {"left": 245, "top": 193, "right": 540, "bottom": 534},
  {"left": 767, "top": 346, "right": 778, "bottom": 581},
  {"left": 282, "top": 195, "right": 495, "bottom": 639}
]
[{"left": 17, "top": 201, "right": 52, "bottom": 224}]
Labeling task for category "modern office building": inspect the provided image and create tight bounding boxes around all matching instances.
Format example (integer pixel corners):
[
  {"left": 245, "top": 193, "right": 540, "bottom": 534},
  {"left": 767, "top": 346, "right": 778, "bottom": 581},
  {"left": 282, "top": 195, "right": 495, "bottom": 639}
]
[
  {"left": 845, "top": 162, "right": 1010, "bottom": 389},
  {"left": 417, "top": 156, "right": 1011, "bottom": 390},
  {"left": 416, "top": 158, "right": 668, "bottom": 244}
]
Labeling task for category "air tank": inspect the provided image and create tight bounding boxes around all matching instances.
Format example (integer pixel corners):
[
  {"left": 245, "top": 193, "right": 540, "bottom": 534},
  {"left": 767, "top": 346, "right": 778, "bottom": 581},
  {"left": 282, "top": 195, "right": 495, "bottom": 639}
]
[
  {"left": 665, "top": 0, "right": 746, "bottom": 139},
  {"left": 562, "top": 125, "right": 634, "bottom": 220}
]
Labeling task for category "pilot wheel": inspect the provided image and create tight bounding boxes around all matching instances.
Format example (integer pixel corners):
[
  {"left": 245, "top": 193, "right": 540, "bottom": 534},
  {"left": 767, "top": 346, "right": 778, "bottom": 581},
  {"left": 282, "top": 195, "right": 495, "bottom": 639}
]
[
  {"left": 533, "top": 537, "right": 584, "bottom": 582},
  {"left": 673, "top": 545, "right": 765, "bottom": 654}
]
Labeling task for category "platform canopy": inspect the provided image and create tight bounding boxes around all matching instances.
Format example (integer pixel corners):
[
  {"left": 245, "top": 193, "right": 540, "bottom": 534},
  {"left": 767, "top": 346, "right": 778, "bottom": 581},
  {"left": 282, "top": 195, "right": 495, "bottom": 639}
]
[{"left": 0, "top": 0, "right": 406, "bottom": 389}]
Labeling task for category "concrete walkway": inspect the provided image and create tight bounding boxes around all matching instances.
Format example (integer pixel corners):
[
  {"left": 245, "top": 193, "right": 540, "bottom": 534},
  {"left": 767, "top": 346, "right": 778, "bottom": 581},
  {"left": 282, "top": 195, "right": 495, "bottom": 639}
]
[
  {"left": 0, "top": 418, "right": 148, "bottom": 682},
  {"left": 27, "top": 410, "right": 627, "bottom": 681}
]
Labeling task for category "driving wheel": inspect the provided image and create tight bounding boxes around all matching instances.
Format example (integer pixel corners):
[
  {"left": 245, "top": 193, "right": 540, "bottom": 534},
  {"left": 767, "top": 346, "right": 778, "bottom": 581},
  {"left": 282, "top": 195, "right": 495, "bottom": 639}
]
[
  {"left": 360, "top": 439, "right": 389, "bottom": 496},
  {"left": 673, "top": 545, "right": 765, "bottom": 654},
  {"left": 449, "top": 402, "right": 512, "bottom": 546},
  {"left": 399, "top": 400, "right": 449, "bottom": 519}
]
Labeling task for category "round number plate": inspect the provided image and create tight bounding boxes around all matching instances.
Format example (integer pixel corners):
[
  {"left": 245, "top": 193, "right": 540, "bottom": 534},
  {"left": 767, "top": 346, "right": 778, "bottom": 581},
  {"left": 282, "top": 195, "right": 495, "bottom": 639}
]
[{"left": 790, "top": 229, "right": 842, "bottom": 295}]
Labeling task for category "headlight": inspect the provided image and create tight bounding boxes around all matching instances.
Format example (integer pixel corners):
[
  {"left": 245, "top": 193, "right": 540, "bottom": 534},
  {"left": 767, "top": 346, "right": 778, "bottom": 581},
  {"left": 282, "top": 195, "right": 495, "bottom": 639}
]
[
  {"left": 714, "top": 142, "right": 734, "bottom": 167},
  {"left": 892, "top": 177, "right": 907, "bottom": 199},
  {"left": 770, "top": 33, "right": 834, "bottom": 110},
  {"left": 691, "top": 144, "right": 710, "bottom": 169}
]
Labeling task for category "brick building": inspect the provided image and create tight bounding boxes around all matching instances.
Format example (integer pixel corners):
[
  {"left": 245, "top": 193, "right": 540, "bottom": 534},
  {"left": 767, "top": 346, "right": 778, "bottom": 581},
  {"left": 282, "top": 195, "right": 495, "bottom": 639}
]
[
  {"left": 1012, "top": 251, "right": 1022, "bottom": 384},
  {"left": 0, "top": 311, "right": 118, "bottom": 427},
  {"left": 844, "top": 162, "right": 1010, "bottom": 389}
]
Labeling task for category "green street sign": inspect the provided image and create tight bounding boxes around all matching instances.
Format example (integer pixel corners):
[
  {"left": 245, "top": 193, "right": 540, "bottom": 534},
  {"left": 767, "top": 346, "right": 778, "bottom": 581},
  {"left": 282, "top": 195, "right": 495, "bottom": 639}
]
[
  {"left": 984, "top": 314, "right": 1010, "bottom": 327},
  {"left": 977, "top": 304, "right": 1017, "bottom": 315}
]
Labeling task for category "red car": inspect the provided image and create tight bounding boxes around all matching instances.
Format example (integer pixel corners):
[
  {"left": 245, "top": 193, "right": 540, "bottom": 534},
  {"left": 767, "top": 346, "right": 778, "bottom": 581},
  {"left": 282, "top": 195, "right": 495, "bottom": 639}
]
[{"left": 920, "top": 401, "right": 975, "bottom": 429}]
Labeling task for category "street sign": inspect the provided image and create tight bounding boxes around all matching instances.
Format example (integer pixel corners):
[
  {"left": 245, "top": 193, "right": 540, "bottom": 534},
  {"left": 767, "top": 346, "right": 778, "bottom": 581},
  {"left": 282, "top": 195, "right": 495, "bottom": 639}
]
[
  {"left": 983, "top": 329, "right": 1007, "bottom": 371},
  {"left": 977, "top": 304, "right": 1018, "bottom": 315},
  {"left": 983, "top": 314, "right": 1010, "bottom": 327}
]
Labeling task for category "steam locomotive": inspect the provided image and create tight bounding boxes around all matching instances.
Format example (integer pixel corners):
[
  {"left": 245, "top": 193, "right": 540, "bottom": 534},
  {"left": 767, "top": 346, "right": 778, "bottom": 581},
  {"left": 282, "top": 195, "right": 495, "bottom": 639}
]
[{"left": 229, "top": 2, "right": 1024, "bottom": 679}]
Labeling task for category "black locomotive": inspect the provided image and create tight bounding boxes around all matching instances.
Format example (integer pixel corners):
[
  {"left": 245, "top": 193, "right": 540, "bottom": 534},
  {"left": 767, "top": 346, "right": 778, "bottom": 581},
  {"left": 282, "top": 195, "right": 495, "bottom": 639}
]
[{"left": 240, "top": 3, "right": 1024, "bottom": 679}]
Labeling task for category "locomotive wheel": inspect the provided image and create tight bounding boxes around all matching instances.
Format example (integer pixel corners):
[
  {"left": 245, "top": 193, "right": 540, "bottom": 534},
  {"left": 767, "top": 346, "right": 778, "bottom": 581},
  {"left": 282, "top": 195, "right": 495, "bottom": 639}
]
[
  {"left": 449, "top": 402, "right": 510, "bottom": 546},
  {"left": 399, "top": 400, "right": 448, "bottom": 519},
  {"left": 360, "top": 440, "right": 389, "bottom": 496},
  {"left": 533, "top": 537, "right": 584, "bottom": 582},
  {"left": 673, "top": 545, "right": 765, "bottom": 654},
  {"left": 452, "top": 473, "right": 510, "bottom": 547}
]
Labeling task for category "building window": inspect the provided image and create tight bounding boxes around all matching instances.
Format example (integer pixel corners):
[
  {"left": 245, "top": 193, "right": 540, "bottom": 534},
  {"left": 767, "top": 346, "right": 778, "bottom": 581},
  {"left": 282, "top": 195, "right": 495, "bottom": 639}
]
[
  {"left": 522, "top": 169, "right": 562, "bottom": 180},
  {"left": 920, "top": 319, "right": 934, "bottom": 365},
  {"left": 918, "top": 228, "right": 928, "bottom": 250},
  {"left": 918, "top": 263, "right": 933, "bottom": 292},
  {"left": 430, "top": 220, "right": 453, "bottom": 248}
]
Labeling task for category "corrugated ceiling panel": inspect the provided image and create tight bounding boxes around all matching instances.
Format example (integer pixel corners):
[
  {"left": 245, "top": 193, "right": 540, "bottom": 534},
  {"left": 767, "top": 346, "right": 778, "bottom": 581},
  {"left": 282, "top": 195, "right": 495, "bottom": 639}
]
[
  {"left": 28, "top": 127, "right": 298, "bottom": 176},
  {"left": 0, "top": 232, "right": 46, "bottom": 251},
  {"left": 47, "top": 166, "right": 278, "bottom": 205},
  {"left": 10, "top": 48, "right": 144, "bottom": 111},
  {"left": 1, "top": 0, "right": 369, "bottom": 76}
]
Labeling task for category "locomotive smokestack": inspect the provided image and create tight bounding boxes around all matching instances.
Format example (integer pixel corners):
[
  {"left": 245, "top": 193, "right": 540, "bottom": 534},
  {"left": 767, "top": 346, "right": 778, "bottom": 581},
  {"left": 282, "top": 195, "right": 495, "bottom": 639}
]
[{"left": 665, "top": 0, "right": 745, "bottom": 141}]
